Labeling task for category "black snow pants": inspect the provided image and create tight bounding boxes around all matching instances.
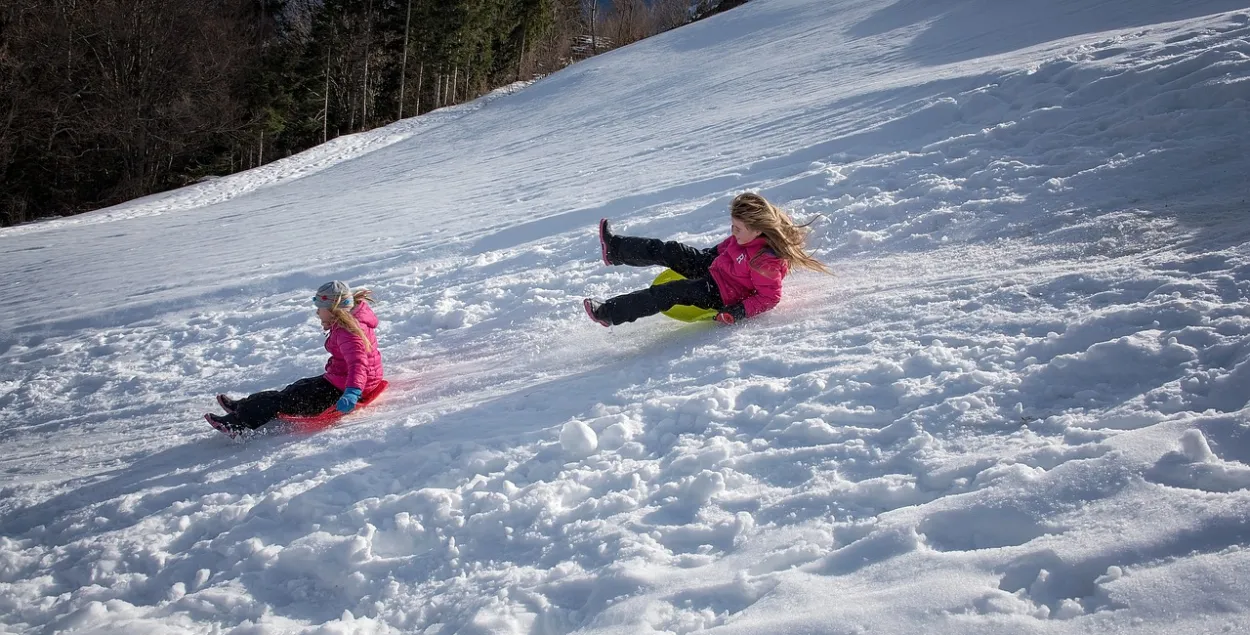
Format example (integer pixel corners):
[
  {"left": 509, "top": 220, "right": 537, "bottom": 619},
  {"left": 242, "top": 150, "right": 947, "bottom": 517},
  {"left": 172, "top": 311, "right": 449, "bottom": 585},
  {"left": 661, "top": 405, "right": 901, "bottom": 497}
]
[
  {"left": 234, "top": 376, "right": 342, "bottom": 429},
  {"left": 599, "top": 235, "right": 725, "bottom": 325}
]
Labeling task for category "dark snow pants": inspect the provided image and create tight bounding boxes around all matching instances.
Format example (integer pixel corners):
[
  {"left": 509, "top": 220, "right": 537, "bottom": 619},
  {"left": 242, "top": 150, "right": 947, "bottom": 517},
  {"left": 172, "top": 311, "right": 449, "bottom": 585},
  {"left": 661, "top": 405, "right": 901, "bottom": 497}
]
[
  {"left": 234, "top": 376, "right": 342, "bottom": 429},
  {"left": 599, "top": 235, "right": 725, "bottom": 325}
]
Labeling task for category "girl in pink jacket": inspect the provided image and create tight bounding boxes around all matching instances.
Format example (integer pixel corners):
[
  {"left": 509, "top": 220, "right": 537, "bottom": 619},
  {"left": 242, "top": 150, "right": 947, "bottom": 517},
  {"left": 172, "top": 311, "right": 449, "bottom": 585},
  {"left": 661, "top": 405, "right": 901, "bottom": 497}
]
[
  {"left": 205, "top": 281, "right": 385, "bottom": 437},
  {"left": 584, "top": 193, "right": 828, "bottom": 327}
]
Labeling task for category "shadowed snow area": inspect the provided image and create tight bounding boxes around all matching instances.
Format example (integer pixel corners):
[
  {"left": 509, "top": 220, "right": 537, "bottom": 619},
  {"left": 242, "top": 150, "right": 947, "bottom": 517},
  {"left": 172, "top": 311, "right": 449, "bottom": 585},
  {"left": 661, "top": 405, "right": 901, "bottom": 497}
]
[{"left": 3, "top": 0, "right": 1250, "bottom": 633}]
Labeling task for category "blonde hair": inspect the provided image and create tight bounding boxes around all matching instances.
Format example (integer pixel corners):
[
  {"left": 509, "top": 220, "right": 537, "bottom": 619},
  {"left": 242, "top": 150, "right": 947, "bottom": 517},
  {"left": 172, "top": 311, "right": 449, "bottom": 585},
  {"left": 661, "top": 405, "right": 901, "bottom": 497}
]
[
  {"left": 326, "top": 289, "right": 375, "bottom": 352},
  {"left": 730, "top": 192, "right": 830, "bottom": 273}
]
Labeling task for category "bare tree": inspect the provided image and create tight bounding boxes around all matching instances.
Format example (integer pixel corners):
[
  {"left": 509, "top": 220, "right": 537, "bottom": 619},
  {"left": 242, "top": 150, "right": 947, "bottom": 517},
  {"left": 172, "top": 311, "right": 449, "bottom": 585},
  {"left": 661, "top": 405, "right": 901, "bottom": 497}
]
[
  {"left": 323, "top": 36, "right": 332, "bottom": 143},
  {"left": 603, "top": 0, "right": 648, "bottom": 48},
  {"left": 398, "top": 0, "right": 412, "bottom": 119},
  {"left": 580, "top": 0, "right": 599, "bottom": 55},
  {"left": 0, "top": 0, "right": 263, "bottom": 223},
  {"left": 361, "top": 0, "right": 374, "bottom": 129},
  {"left": 414, "top": 42, "right": 425, "bottom": 114},
  {"left": 649, "top": 0, "right": 689, "bottom": 35}
]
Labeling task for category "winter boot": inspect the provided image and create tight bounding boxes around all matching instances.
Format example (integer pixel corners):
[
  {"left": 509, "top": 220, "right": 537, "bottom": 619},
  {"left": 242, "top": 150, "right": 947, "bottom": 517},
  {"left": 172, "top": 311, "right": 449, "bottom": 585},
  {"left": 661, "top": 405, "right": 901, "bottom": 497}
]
[
  {"left": 599, "top": 218, "right": 619, "bottom": 266},
  {"left": 583, "top": 298, "right": 611, "bottom": 327},
  {"left": 216, "top": 394, "right": 239, "bottom": 414},
  {"left": 205, "top": 413, "right": 246, "bottom": 439}
]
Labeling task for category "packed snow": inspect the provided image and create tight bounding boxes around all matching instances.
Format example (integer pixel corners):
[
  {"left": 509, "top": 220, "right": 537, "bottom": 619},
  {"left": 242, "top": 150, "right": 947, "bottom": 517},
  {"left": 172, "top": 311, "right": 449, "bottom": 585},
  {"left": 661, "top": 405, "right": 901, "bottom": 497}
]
[{"left": 3, "top": 0, "right": 1250, "bottom": 633}]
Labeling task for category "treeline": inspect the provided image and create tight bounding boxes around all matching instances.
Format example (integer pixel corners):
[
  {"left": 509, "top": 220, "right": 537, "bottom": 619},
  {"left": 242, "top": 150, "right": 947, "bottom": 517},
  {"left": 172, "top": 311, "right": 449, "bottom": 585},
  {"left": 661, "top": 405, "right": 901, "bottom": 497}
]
[{"left": 0, "top": 0, "right": 744, "bottom": 227}]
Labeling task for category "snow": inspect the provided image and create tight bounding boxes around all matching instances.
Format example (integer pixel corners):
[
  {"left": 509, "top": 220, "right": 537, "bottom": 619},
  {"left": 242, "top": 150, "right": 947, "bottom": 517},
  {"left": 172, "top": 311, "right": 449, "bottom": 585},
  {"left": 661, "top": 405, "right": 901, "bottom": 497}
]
[
  {"left": 560, "top": 420, "right": 600, "bottom": 458},
  {"left": 2, "top": 0, "right": 1250, "bottom": 633}
]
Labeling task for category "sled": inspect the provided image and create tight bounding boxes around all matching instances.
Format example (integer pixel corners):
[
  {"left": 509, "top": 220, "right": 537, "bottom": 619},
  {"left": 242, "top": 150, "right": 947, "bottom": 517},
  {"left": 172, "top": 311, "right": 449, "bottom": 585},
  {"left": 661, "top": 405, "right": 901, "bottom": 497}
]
[
  {"left": 277, "top": 380, "right": 390, "bottom": 431},
  {"left": 652, "top": 269, "right": 718, "bottom": 322}
]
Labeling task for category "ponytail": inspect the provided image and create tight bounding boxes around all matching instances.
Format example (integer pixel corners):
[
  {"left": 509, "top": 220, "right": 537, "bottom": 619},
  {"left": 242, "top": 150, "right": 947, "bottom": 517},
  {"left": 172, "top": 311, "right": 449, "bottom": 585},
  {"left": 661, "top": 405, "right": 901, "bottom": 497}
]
[{"left": 328, "top": 289, "right": 375, "bottom": 352}]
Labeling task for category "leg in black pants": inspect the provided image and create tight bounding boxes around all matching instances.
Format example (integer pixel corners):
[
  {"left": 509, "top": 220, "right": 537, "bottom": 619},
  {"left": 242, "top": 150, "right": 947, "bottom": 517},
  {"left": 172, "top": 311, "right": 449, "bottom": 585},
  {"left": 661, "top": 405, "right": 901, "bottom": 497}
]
[
  {"left": 606, "top": 233, "right": 718, "bottom": 279},
  {"left": 598, "top": 276, "right": 724, "bottom": 325},
  {"left": 596, "top": 231, "right": 724, "bottom": 325},
  {"left": 232, "top": 376, "right": 342, "bottom": 429}
]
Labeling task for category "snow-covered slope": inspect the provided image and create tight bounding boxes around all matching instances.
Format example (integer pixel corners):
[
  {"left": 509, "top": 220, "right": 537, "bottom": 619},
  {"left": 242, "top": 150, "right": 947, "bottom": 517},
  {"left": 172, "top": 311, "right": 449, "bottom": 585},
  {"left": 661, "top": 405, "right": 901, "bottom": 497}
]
[{"left": 3, "top": 0, "right": 1250, "bottom": 633}]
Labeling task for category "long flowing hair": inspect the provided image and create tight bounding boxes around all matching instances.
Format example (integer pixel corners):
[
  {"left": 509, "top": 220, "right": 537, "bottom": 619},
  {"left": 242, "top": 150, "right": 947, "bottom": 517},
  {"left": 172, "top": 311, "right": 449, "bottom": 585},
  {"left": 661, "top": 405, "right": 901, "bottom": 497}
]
[
  {"left": 326, "top": 289, "right": 375, "bottom": 352},
  {"left": 730, "top": 193, "right": 830, "bottom": 273}
]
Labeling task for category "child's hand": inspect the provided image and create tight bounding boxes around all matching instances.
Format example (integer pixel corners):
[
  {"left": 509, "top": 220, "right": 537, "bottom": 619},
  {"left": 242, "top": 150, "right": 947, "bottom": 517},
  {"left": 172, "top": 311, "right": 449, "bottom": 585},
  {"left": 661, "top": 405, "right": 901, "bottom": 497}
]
[
  {"left": 336, "top": 387, "right": 363, "bottom": 413},
  {"left": 716, "top": 304, "right": 747, "bottom": 325}
]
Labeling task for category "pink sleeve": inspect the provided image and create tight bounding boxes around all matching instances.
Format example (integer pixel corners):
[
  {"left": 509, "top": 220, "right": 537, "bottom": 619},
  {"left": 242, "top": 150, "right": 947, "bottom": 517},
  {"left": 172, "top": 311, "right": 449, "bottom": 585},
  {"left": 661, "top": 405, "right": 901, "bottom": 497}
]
[{"left": 742, "top": 259, "right": 785, "bottom": 317}]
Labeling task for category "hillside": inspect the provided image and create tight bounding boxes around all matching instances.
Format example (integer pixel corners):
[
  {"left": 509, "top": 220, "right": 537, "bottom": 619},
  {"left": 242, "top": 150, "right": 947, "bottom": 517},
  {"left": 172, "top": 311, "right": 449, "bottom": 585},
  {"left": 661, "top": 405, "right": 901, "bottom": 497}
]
[{"left": 2, "top": 0, "right": 1250, "bottom": 633}]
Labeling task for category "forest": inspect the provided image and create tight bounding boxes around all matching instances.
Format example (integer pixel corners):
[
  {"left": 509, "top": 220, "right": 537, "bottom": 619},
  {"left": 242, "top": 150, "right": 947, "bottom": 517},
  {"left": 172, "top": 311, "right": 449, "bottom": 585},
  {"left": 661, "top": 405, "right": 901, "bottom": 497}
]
[{"left": 0, "top": 0, "right": 745, "bottom": 226}]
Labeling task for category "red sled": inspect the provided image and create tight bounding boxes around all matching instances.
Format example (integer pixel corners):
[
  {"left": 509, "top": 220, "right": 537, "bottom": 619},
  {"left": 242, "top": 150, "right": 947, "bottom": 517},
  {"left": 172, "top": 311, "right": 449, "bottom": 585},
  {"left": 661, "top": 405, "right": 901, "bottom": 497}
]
[{"left": 277, "top": 380, "right": 389, "bottom": 432}]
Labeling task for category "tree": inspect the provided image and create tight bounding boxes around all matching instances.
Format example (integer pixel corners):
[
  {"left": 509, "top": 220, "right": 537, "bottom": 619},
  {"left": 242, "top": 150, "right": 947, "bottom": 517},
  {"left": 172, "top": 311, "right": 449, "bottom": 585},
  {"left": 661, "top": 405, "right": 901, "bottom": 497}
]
[
  {"left": 399, "top": 0, "right": 413, "bottom": 118},
  {"left": 650, "top": 0, "right": 690, "bottom": 35},
  {"left": 580, "top": 0, "right": 600, "bottom": 57},
  {"left": 1, "top": 0, "right": 757, "bottom": 226},
  {"left": 0, "top": 0, "right": 263, "bottom": 225},
  {"left": 603, "top": 0, "right": 648, "bottom": 48}
]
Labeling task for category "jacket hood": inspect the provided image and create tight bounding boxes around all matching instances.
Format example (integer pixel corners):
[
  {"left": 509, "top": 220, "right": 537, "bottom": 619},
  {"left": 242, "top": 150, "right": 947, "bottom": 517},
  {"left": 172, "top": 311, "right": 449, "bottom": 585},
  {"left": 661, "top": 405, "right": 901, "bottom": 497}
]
[{"left": 351, "top": 302, "right": 379, "bottom": 329}]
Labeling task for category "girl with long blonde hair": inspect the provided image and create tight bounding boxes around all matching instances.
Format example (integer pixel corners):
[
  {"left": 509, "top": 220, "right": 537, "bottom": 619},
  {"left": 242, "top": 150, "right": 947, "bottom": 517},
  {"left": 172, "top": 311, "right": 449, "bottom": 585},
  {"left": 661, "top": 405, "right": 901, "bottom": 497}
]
[
  {"left": 585, "top": 192, "right": 828, "bottom": 326},
  {"left": 206, "top": 281, "right": 385, "bottom": 438}
]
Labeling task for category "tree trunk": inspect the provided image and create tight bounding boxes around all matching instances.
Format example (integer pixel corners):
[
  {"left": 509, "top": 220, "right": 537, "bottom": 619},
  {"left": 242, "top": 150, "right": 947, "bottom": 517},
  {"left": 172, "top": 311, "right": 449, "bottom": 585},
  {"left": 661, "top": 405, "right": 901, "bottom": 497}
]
[
  {"left": 415, "top": 56, "right": 424, "bottom": 114},
  {"left": 590, "top": 2, "right": 599, "bottom": 54},
  {"left": 362, "top": 0, "right": 373, "bottom": 130},
  {"left": 517, "top": 29, "right": 526, "bottom": 82},
  {"left": 398, "top": 0, "right": 412, "bottom": 119},
  {"left": 323, "top": 46, "right": 330, "bottom": 143}
]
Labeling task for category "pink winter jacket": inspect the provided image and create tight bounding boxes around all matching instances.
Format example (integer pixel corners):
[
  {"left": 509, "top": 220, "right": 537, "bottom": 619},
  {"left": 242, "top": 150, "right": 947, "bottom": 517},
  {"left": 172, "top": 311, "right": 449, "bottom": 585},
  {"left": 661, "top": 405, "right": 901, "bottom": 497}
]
[
  {"left": 708, "top": 236, "right": 789, "bottom": 317},
  {"left": 323, "top": 302, "right": 385, "bottom": 392}
]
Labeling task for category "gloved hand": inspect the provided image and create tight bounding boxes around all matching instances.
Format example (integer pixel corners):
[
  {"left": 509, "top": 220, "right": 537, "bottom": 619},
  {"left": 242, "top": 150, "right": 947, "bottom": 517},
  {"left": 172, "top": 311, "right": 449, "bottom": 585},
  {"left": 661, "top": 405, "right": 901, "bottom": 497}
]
[
  {"left": 336, "top": 387, "right": 363, "bottom": 413},
  {"left": 715, "top": 304, "right": 746, "bottom": 325}
]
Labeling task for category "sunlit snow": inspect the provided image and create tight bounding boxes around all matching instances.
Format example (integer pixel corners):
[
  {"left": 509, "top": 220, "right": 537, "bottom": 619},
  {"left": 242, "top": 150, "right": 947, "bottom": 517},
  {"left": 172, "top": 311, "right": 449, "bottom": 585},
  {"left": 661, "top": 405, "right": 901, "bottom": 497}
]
[{"left": 3, "top": 0, "right": 1250, "bottom": 633}]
